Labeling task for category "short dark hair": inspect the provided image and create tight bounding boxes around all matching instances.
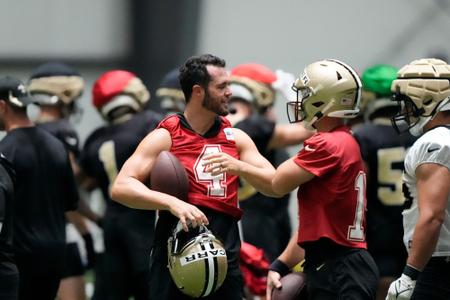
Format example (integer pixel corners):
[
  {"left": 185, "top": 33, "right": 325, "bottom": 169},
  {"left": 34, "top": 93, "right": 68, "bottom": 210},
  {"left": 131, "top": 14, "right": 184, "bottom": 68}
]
[{"left": 178, "top": 54, "right": 226, "bottom": 102}]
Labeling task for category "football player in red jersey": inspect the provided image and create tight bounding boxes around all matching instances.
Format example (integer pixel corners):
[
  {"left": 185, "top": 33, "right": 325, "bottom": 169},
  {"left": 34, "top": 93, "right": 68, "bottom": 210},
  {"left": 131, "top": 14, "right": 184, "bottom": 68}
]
[
  {"left": 111, "top": 54, "right": 279, "bottom": 300},
  {"left": 267, "top": 60, "right": 379, "bottom": 300}
]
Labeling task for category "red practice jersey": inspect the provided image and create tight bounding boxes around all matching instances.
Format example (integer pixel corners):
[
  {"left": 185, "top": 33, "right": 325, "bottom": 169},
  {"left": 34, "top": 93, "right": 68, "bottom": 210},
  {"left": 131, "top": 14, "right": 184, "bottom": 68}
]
[
  {"left": 294, "top": 126, "right": 367, "bottom": 249},
  {"left": 157, "top": 114, "right": 241, "bottom": 219}
]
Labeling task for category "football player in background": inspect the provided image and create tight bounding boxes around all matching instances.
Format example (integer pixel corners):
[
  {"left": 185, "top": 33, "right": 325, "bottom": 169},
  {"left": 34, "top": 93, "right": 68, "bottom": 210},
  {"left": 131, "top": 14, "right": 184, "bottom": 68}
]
[
  {"left": 111, "top": 54, "right": 281, "bottom": 299},
  {"left": 386, "top": 58, "right": 450, "bottom": 300},
  {"left": 79, "top": 70, "right": 162, "bottom": 300},
  {"left": 155, "top": 68, "right": 185, "bottom": 115},
  {"left": 0, "top": 76, "right": 79, "bottom": 300},
  {"left": 267, "top": 60, "right": 379, "bottom": 300},
  {"left": 28, "top": 62, "right": 99, "bottom": 300},
  {"left": 228, "top": 64, "right": 313, "bottom": 261},
  {"left": 0, "top": 154, "right": 17, "bottom": 300},
  {"left": 353, "top": 64, "right": 416, "bottom": 300}
]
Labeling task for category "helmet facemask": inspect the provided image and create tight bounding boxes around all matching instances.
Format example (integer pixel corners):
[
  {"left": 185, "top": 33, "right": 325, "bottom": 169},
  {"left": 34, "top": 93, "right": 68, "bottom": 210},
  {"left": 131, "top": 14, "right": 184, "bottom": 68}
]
[
  {"left": 287, "top": 85, "right": 308, "bottom": 122},
  {"left": 167, "top": 221, "right": 228, "bottom": 298},
  {"left": 287, "top": 59, "right": 362, "bottom": 130},
  {"left": 391, "top": 92, "right": 425, "bottom": 135}
]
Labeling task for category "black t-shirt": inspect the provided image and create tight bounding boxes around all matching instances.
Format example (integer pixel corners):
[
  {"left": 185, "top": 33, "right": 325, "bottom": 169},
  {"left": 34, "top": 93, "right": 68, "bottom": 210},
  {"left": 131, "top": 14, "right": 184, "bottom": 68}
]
[
  {"left": 235, "top": 114, "right": 289, "bottom": 211},
  {"left": 353, "top": 121, "right": 416, "bottom": 254},
  {"left": 37, "top": 119, "right": 80, "bottom": 157},
  {"left": 80, "top": 110, "right": 162, "bottom": 214},
  {"left": 0, "top": 127, "right": 79, "bottom": 257},
  {"left": 0, "top": 155, "right": 17, "bottom": 275}
]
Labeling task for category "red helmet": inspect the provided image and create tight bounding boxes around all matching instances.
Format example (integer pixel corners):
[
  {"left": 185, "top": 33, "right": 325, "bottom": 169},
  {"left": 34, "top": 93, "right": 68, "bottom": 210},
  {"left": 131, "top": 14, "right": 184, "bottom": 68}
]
[
  {"left": 231, "top": 63, "right": 277, "bottom": 84},
  {"left": 230, "top": 64, "right": 277, "bottom": 109},
  {"left": 92, "top": 70, "right": 150, "bottom": 120}
]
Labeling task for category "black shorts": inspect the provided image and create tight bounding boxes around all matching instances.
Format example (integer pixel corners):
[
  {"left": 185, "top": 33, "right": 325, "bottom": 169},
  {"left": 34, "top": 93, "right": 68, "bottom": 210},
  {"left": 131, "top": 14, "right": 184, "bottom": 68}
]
[
  {"left": 303, "top": 241, "right": 379, "bottom": 300},
  {"left": 0, "top": 273, "right": 19, "bottom": 300},
  {"left": 15, "top": 253, "right": 63, "bottom": 300},
  {"left": 241, "top": 206, "right": 291, "bottom": 262},
  {"left": 62, "top": 242, "right": 85, "bottom": 278},
  {"left": 103, "top": 209, "right": 154, "bottom": 300},
  {"left": 370, "top": 251, "right": 406, "bottom": 278},
  {"left": 411, "top": 256, "right": 450, "bottom": 300}
]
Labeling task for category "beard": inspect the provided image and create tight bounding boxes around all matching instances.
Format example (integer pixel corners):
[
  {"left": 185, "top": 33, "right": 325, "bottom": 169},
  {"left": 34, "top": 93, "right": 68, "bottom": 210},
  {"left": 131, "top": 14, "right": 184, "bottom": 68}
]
[{"left": 202, "top": 90, "right": 229, "bottom": 116}]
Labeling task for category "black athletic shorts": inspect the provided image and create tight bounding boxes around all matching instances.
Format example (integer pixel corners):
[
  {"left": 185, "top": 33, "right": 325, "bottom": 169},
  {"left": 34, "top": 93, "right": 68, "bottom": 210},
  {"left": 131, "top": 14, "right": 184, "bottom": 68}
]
[
  {"left": 411, "top": 256, "right": 450, "bottom": 300},
  {"left": 62, "top": 242, "right": 85, "bottom": 278},
  {"left": 241, "top": 206, "right": 291, "bottom": 262},
  {"left": 303, "top": 239, "right": 379, "bottom": 300},
  {"left": 0, "top": 273, "right": 18, "bottom": 300},
  {"left": 371, "top": 251, "right": 406, "bottom": 278},
  {"left": 15, "top": 253, "right": 63, "bottom": 300},
  {"left": 103, "top": 209, "right": 154, "bottom": 300}
]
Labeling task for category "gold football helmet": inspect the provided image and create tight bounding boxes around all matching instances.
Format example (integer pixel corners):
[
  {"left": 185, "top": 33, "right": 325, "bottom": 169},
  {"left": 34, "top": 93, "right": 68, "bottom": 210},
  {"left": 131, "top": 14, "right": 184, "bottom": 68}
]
[
  {"left": 28, "top": 62, "right": 84, "bottom": 106},
  {"left": 167, "top": 221, "right": 228, "bottom": 298},
  {"left": 287, "top": 59, "right": 362, "bottom": 129},
  {"left": 391, "top": 58, "right": 450, "bottom": 136}
]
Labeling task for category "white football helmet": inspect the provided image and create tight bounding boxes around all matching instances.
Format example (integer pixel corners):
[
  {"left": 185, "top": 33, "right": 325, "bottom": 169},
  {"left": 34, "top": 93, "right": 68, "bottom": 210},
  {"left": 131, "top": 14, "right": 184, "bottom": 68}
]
[
  {"left": 287, "top": 59, "right": 362, "bottom": 130},
  {"left": 167, "top": 221, "right": 228, "bottom": 298},
  {"left": 391, "top": 58, "right": 450, "bottom": 136}
]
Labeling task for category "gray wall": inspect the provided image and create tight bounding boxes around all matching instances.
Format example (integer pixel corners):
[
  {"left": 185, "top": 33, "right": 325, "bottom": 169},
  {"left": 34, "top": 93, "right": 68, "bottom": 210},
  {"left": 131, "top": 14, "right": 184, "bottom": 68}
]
[{"left": 0, "top": 0, "right": 130, "bottom": 61}]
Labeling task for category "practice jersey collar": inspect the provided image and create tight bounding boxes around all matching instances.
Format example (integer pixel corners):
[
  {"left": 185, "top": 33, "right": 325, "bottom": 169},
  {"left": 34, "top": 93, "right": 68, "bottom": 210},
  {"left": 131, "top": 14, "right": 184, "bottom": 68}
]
[{"left": 177, "top": 113, "right": 222, "bottom": 138}]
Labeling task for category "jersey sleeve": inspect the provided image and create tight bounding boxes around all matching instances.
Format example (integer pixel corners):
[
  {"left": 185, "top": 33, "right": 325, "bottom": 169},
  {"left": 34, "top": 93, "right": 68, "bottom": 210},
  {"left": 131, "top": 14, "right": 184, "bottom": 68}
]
[
  {"left": 293, "top": 133, "right": 339, "bottom": 177},
  {"left": 411, "top": 140, "right": 450, "bottom": 172}
]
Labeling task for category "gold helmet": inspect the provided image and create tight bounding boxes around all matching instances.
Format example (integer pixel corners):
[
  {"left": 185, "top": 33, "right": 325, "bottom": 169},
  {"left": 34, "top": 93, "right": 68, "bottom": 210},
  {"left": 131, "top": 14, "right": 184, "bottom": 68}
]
[
  {"left": 391, "top": 58, "right": 450, "bottom": 136},
  {"left": 287, "top": 59, "right": 362, "bottom": 129},
  {"left": 28, "top": 62, "right": 85, "bottom": 118},
  {"left": 167, "top": 221, "right": 228, "bottom": 298}
]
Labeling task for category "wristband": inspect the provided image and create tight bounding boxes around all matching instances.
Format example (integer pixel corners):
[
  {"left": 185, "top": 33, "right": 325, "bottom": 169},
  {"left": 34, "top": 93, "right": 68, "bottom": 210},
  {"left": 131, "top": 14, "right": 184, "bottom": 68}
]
[
  {"left": 269, "top": 259, "right": 290, "bottom": 277},
  {"left": 403, "top": 264, "right": 421, "bottom": 280}
]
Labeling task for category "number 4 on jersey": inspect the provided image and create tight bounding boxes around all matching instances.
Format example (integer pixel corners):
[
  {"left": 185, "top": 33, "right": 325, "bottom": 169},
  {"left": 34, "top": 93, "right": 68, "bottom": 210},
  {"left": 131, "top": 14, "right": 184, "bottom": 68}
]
[{"left": 194, "top": 145, "right": 227, "bottom": 197}]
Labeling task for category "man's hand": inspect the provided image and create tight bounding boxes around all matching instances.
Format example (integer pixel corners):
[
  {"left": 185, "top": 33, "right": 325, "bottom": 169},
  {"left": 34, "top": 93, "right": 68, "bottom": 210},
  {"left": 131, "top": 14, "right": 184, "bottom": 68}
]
[
  {"left": 168, "top": 198, "right": 209, "bottom": 232},
  {"left": 386, "top": 274, "right": 416, "bottom": 300},
  {"left": 266, "top": 270, "right": 282, "bottom": 300},
  {"left": 202, "top": 152, "right": 243, "bottom": 176}
]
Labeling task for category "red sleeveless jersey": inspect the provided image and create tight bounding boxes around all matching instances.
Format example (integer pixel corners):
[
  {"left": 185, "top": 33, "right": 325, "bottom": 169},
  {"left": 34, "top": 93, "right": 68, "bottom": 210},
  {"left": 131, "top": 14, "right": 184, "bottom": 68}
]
[
  {"left": 293, "top": 126, "right": 367, "bottom": 249},
  {"left": 157, "top": 114, "right": 241, "bottom": 219}
]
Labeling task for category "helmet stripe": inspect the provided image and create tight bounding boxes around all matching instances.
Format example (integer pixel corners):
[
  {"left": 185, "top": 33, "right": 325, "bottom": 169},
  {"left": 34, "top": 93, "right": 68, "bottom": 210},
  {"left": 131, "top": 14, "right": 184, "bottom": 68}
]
[
  {"left": 210, "top": 241, "right": 220, "bottom": 294},
  {"left": 327, "top": 59, "right": 362, "bottom": 108},
  {"left": 201, "top": 241, "right": 216, "bottom": 297},
  {"left": 199, "top": 242, "right": 210, "bottom": 297}
]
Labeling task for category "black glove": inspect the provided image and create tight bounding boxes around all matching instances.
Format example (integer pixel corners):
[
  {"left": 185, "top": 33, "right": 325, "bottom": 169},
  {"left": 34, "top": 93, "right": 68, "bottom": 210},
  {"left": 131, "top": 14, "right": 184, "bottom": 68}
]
[{"left": 82, "top": 233, "right": 96, "bottom": 269}]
